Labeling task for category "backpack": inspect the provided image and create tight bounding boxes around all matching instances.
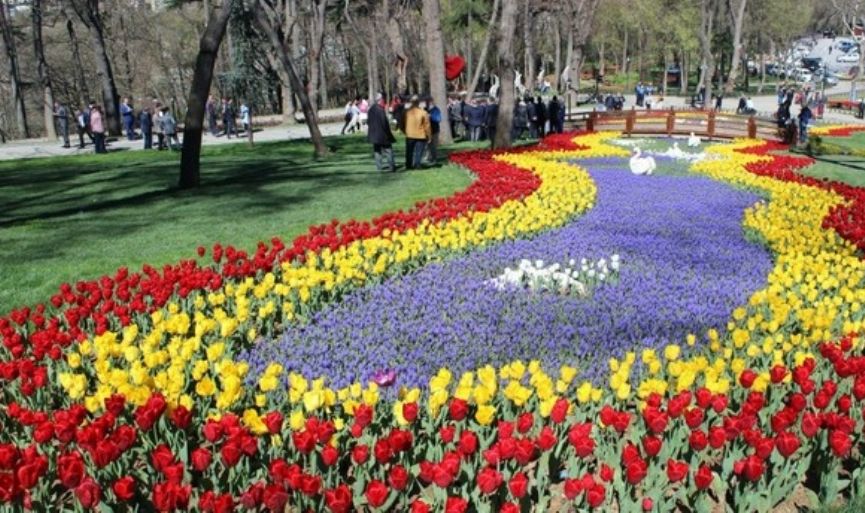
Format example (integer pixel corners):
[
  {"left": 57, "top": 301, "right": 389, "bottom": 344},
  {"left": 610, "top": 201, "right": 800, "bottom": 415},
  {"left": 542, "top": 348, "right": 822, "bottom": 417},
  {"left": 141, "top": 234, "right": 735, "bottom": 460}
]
[{"left": 429, "top": 107, "right": 441, "bottom": 124}]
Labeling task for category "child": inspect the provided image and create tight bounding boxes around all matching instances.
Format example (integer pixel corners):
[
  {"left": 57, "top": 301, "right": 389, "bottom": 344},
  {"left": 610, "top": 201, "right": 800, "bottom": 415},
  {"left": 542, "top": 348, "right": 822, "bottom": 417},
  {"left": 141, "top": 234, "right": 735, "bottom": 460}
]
[{"left": 240, "top": 101, "right": 250, "bottom": 134}]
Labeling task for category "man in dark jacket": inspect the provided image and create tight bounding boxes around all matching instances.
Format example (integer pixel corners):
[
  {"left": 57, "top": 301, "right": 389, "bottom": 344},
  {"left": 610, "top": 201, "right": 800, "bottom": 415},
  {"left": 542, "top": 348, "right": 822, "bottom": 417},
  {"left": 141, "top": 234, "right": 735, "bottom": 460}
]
[
  {"left": 512, "top": 99, "right": 528, "bottom": 140},
  {"left": 467, "top": 101, "right": 485, "bottom": 141},
  {"left": 367, "top": 93, "right": 396, "bottom": 172},
  {"left": 526, "top": 97, "right": 538, "bottom": 138},
  {"left": 535, "top": 97, "right": 547, "bottom": 138},
  {"left": 485, "top": 98, "right": 499, "bottom": 147},
  {"left": 139, "top": 107, "right": 153, "bottom": 149}
]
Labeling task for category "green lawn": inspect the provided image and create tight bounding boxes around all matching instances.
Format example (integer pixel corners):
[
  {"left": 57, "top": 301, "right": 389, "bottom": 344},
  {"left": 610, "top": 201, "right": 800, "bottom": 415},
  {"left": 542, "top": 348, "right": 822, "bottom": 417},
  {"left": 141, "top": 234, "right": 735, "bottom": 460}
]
[
  {"left": 792, "top": 132, "right": 865, "bottom": 187},
  {"left": 0, "top": 136, "right": 474, "bottom": 310}
]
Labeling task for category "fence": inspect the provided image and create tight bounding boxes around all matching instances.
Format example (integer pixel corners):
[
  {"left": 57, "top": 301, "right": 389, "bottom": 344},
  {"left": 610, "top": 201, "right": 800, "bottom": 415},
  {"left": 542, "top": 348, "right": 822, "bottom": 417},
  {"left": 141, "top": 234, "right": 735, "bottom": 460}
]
[{"left": 571, "top": 108, "right": 782, "bottom": 142}]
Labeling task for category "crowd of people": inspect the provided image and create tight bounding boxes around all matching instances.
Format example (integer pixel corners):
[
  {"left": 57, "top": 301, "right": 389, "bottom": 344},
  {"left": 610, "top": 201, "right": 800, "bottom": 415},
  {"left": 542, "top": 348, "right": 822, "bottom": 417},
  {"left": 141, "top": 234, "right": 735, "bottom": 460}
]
[
  {"left": 363, "top": 92, "right": 570, "bottom": 173},
  {"left": 775, "top": 85, "right": 824, "bottom": 145},
  {"left": 50, "top": 95, "right": 251, "bottom": 154}
]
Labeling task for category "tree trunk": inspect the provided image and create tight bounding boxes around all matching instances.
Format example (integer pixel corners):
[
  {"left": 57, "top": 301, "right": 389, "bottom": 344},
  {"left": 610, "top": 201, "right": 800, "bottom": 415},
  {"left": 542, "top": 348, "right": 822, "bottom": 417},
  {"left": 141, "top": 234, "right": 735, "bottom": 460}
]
[
  {"left": 723, "top": 0, "right": 747, "bottom": 94},
  {"left": 254, "top": 0, "right": 327, "bottom": 158},
  {"left": 385, "top": 16, "right": 408, "bottom": 94},
  {"left": 680, "top": 50, "right": 689, "bottom": 95},
  {"left": 31, "top": 0, "right": 56, "bottom": 139},
  {"left": 697, "top": 0, "right": 716, "bottom": 107},
  {"left": 179, "top": 0, "right": 234, "bottom": 189},
  {"left": 367, "top": 25, "right": 378, "bottom": 99},
  {"left": 494, "top": 0, "right": 519, "bottom": 149},
  {"left": 466, "top": 0, "right": 501, "bottom": 98},
  {"left": 422, "top": 0, "right": 452, "bottom": 144},
  {"left": 662, "top": 52, "right": 670, "bottom": 96},
  {"left": 621, "top": 29, "right": 628, "bottom": 77},
  {"left": 0, "top": 0, "right": 29, "bottom": 138},
  {"left": 465, "top": 7, "right": 473, "bottom": 87},
  {"left": 553, "top": 16, "right": 562, "bottom": 91},
  {"left": 65, "top": 11, "right": 89, "bottom": 107},
  {"left": 307, "top": 0, "right": 327, "bottom": 112},
  {"left": 566, "top": 0, "right": 600, "bottom": 104},
  {"left": 758, "top": 40, "right": 766, "bottom": 94},
  {"left": 523, "top": 0, "right": 535, "bottom": 92},
  {"left": 73, "top": 0, "right": 122, "bottom": 136}
]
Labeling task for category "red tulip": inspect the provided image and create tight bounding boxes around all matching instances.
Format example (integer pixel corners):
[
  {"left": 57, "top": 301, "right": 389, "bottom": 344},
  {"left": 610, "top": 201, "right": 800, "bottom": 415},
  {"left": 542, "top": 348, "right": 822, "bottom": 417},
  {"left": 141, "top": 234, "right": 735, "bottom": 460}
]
[
  {"left": 364, "top": 479, "right": 389, "bottom": 509},
  {"left": 112, "top": 476, "right": 136, "bottom": 501},
  {"left": 75, "top": 477, "right": 102, "bottom": 509},
  {"left": 694, "top": 464, "right": 714, "bottom": 489},
  {"left": 477, "top": 467, "right": 503, "bottom": 495},
  {"left": 666, "top": 459, "right": 689, "bottom": 483},
  {"left": 509, "top": 471, "right": 529, "bottom": 498},
  {"left": 324, "top": 484, "right": 352, "bottom": 513}
]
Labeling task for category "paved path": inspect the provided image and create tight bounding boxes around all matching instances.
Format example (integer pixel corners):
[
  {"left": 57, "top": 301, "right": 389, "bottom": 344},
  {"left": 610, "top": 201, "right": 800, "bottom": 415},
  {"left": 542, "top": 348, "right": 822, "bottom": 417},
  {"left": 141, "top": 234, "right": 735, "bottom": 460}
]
[{"left": 1, "top": 90, "right": 863, "bottom": 161}]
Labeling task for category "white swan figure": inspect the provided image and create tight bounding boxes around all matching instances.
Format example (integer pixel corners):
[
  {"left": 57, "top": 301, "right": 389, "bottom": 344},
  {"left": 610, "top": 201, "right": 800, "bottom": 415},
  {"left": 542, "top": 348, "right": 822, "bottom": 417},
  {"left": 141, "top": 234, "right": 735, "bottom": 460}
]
[
  {"left": 666, "top": 141, "right": 686, "bottom": 159},
  {"left": 514, "top": 70, "right": 526, "bottom": 97},
  {"left": 489, "top": 74, "right": 500, "bottom": 98},
  {"left": 688, "top": 132, "right": 701, "bottom": 148},
  {"left": 629, "top": 147, "right": 656, "bottom": 176}
]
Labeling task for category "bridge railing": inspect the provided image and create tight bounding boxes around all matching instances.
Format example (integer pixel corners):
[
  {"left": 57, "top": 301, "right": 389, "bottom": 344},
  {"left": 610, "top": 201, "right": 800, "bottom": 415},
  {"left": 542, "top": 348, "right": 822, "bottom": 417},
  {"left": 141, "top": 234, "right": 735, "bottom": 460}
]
[{"left": 569, "top": 108, "right": 781, "bottom": 142}]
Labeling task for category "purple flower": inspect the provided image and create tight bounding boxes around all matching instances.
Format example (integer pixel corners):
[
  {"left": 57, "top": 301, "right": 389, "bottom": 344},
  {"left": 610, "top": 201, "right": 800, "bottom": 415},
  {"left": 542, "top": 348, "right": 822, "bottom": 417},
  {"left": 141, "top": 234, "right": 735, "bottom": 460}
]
[
  {"left": 243, "top": 159, "right": 773, "bottom": 391},
  {"left": 371, "top": 369, "right": 397, "bottom": 387}
]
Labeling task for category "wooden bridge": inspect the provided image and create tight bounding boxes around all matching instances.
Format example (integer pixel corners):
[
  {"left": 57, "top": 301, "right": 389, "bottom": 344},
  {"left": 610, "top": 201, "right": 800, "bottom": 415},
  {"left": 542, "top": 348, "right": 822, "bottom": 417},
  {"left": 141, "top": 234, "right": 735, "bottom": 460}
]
[{"left": 569, "top": 108, "right": 782, "bottom": 142}]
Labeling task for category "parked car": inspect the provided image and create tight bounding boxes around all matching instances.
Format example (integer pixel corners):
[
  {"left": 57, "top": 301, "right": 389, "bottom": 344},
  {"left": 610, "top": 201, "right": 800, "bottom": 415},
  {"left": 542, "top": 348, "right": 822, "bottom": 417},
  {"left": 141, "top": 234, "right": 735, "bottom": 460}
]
[
  {"left": 801, "top": 57, "right": 823, "bottom": 72},
  {"left": 838, "top": 53, "right": 860, "bottom": 63},
  {"left": 814, "top": 69, "right": 840, "bottom": 86},
  {"left": 838, "top": 40, "right": 857, "bottom": 53}
]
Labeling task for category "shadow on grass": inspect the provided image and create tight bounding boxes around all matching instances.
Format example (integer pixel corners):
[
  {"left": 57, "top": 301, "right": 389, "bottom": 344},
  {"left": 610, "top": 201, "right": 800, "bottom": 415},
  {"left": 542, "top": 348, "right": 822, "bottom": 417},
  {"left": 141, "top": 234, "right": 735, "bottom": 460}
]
[{"left": 0, "top": 136, "right": 412, "bottom": 227}]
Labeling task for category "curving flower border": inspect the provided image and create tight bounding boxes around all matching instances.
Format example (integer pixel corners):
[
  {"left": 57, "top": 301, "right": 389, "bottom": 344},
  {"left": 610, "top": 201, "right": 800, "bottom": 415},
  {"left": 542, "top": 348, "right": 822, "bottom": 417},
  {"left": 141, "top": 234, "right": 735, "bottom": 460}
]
[{"left": 0, "top": 129, "right": 863, "bottom": 511}]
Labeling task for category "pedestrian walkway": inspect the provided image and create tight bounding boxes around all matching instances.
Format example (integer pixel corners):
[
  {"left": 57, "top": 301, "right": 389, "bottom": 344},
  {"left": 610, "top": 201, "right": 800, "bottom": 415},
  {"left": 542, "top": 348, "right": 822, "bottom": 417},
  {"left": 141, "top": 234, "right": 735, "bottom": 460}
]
[{"left": 0, "top": 109, "right": 347, "bottom": 161}]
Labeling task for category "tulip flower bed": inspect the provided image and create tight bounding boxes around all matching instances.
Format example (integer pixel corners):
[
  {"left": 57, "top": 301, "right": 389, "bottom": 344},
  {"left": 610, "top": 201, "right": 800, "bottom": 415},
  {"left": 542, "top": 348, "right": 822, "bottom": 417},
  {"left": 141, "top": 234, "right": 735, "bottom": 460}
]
[{"left": 1, "top": 130, "right": 865, "bottom": 511}]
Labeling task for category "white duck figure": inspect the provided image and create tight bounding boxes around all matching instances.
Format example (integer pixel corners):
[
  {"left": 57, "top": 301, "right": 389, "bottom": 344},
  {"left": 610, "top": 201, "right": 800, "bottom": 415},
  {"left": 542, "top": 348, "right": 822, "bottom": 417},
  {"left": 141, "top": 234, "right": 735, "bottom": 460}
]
[
  {"left": 687, "top": 132, "right": 701, "bottom": 148},
  {"left": 489, "top": 74, "right": 500, "bottom": 98},
  {"left": 666, "top": 141, "right": 687, "bottom": 159},
  {"left": 629, "top": 147, "right": 656, "bottom": 176},
  {"left": 514, "top": 70, "right": 526, "bottom": 97}
]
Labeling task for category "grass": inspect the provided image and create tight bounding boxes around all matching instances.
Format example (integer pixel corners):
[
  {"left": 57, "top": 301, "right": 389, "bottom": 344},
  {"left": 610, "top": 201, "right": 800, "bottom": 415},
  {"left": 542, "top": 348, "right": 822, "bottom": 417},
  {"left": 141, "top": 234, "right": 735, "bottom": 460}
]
[
  {"left": 792, "top": 133, "right": 865, "bottom": 188},
  {"left": 0, "top": 136, "right": 475, "bottom": 311}
]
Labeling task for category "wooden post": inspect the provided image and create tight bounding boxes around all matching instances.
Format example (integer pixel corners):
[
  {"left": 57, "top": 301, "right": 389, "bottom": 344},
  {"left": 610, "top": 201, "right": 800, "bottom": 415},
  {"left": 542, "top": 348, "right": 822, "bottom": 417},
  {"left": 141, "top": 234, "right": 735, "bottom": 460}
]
[
  {"left": 707, "top": 110, "right": 716, "bottom": 140},
  {"left": 625, "top": 106, "right": 635, "bottom": 136},
  {"left": 587, "top": 109, "right": 596, "bottom": 132},
  {"left": 666, "top": 107, "right": 674, "bottom": 136},
  {"left": 747, "top": 115, "right": 756, "bottom": 139}
]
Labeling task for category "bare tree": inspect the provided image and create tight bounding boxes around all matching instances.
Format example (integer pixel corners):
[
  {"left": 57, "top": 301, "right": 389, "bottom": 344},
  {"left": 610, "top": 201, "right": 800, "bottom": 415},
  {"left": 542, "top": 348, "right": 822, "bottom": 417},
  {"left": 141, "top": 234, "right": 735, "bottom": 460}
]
[
  {"left": 723, "top": 0, "right": 748, "bottom": 94},
  {"left": 307, "top": 0, "right": 327, "bottom": 111},
  {"left": 466, "top": 0, "right": 500, "bottom": 98},
  {"left": 565, "top": 0, "right": 601, "bottom": 103},
  {"left": 697, "top": 0, "right": 717, "bottom": 106},
  {"left": 31, "top": 0, "right": 56, "bottom": 139},
  {"left": 254, "top": 0, "right": 328, "bottom": 157},
  {"left": 422, "top": 0, "right": 452, "bottom": 144},
  {"left": 0, "top": 0, "right": 29, "bottom": 138},
  {"left": 70, "top": 0, "right": 122, "bottom": 136},
  {"left": 494, "top": 0, "right": 518, "bottom": 149},
  {"left": 180, "top": 0, "right": 235, "bottom": 188},
  {"left": 63, "top": 7, "right": 90, "bottom": 108}
]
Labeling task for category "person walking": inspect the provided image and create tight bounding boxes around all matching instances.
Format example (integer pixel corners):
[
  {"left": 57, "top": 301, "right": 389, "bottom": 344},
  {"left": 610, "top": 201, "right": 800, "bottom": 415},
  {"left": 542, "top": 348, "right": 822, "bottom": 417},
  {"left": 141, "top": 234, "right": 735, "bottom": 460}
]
[
  {"left": 54, "top": 101, "right": 70, "bottom": 148},
  {"left": 206, "top": 95, "right": 218, "bottom": 135},
  {"left": 161, "top": 106, "right": 180, "bottom": 150},
  {"left": 139, "top": 107, "right": 153, "bottom": 149},
  {"left": 74, "top": 108, "right": 88, "bottom": 148},
  {"left": 403, "top": 95, "right": 431, "bottom": 170},
  {"left": 427, "top": 97, "right": 441, "bottom": 163},
  {"left": 367, "top": 93, "right": 396, "bottom": 172},
  {"left": 120, "top": 97, "right": 136, "bottom": 140},
  {"left": 341, "top": 99, "right": 355, "bottom": 134},
  {"left": 90, "top": 105, "right": 107, "bottom": 154},
  {"left": 798, "top": 103, "right": 813, "bottom": 144},
  {"left": 223, "top": 98, "right": 237, "bottom": 138},
  {"left": 240, "top": 100, "right": 251, "bottom": 134},
  {"left": 154, "top": 102, "right": 166, "bottom": 150}
]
